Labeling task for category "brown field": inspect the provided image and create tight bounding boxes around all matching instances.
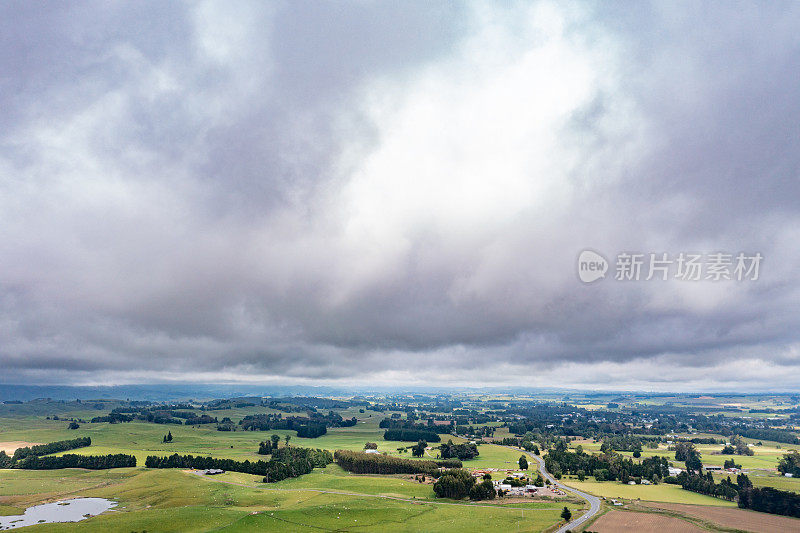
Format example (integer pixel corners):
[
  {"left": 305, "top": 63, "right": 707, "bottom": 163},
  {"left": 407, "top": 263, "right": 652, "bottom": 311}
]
[
  {"left": 0, "top": 441, "right": 40, "bottom": 454},
  {"left": 590, "top": 510, "right": 704, "bottom": 532},
  {"left": 640, "top": 502, "right": 800, "bottom": 533}
]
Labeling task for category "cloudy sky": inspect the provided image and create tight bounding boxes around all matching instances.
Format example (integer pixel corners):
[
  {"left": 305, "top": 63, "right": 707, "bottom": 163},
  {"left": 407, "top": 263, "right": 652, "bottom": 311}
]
[{"left": 1, "top": 1, "right": 799, "bottom": 391}]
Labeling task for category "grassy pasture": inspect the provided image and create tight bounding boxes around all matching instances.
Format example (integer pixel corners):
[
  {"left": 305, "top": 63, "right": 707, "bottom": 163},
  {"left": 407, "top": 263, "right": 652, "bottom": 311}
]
[
  {"left": 0, "top": 467, "right": 577, "bottom": 532},
  {"left": 560, "top": 478, "right": 738, "bottom": 506}
]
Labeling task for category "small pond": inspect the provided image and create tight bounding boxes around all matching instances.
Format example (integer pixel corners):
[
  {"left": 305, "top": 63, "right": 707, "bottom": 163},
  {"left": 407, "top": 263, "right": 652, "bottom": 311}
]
[{"left": 0, "top": 498, "right": 116, "bottom": 530}]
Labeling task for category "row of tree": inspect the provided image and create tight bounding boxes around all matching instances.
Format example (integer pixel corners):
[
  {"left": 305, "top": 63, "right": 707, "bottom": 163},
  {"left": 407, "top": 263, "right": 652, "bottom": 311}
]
[
  {"left": 15, "top": 453, "right": 136, "bottom": 470},
  {"left": 734, "top": 427, "right": 800, "bottom": 445},
  {"left": 678, "top": 470, "right": 800, "bottom": 518},
  {"left": 739, "top": 486, "right": 800, "bottom": 517},
  {"left": 378, "top": 418, "right": 454, "bottom": 435},
  {"left": 11, "top": 437, "right": 92, "bottom": 461},
  {"left": 239, "top": 412, "right": 356, "bottom": 434},
  {"left": 383, "top": 429, "right": 441, "bottom": 442},
  {"left": 677, "top": 471, "right": 740, "bottom": 500},
  {"left": 334, "top": 450, "right": 460, "bottom": 475},
  {"left": 145, "top": 447, "right": 333, "bottom": 483}
]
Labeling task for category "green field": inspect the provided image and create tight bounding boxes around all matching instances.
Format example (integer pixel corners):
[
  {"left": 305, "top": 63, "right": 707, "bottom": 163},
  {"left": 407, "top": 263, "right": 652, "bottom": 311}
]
[
  {"left": 0, "top": 467, "right": 579, "bottom": 532},
  {"left": 560, "top": 478, "right": 738, "bottom": 506},
  {"left": 0, "top": 405, "right": 568, "bottom": 532},
  {"left": 568, "top": 436, "right": 800, "bottom": 475}
]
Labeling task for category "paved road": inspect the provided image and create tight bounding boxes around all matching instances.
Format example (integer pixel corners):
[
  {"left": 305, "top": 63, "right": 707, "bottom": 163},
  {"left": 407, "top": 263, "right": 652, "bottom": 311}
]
[{"left": 509, "top": 448, "right": 602, "bottom": 532}]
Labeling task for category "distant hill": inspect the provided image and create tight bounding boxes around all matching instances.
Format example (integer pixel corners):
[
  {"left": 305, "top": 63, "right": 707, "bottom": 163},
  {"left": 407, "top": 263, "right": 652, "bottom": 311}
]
[{"left": 0, "top": 384, "right": 349, "bottom": 402}]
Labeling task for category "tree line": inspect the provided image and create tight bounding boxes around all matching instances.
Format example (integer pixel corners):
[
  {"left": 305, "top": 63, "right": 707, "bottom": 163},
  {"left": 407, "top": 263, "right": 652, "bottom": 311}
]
[
  {"left": 677, "top": 470, "right": 800, "bottom": 518},
  {"left": 677, "top": 471, "right": 740, "bottom": 500},
  {"left": 383, "top": 429, "right": 441, "bottom": 442},
  {"left": 238, "top": 412, "right": 355, "bottom": 437},
  {"left": 145, "top": 447, "right": 333, "bottom": 483},
  {"left": 11, "top": 437, "right": 91, "bottom": 461},
  {"left": 734, "top": 427, "right": 800, "bottom": 445},
  {"left": 378, "top": 418, "right": 453, "bottom": 435},
  {"left": 15, "top": 453, "right": 136, "bottom": 469},
  {"left": 334, "top": 450, "right": 460, "bottom": 475}
]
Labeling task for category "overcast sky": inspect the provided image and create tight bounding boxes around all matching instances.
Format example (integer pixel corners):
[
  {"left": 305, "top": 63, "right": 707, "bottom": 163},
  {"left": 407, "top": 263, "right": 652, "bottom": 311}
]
[{"left": 1, "top": 1, "right": 799, "bottom": 391}]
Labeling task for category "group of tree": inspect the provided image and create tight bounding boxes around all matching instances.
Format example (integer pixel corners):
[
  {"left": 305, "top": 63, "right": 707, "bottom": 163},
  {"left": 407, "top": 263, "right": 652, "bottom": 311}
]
[
  {"left": 107, "top": 405, "right": 195, "bottom": 425},
  {"left": 720, "top": 435, "right": 754, "bottom": 456},
  {"left": 432, "top": 469, "right": 495, "bottom": 500},
  {"left": 673, "top": 441, "right": 703, "bottom": 472},
  {"left": 383, "top": 429, "right": 441, "bottom": 442},
  {"left": 454, "top": 425, "right": 495, "bottom": 439},
  {"left": 723, "top": 458, "right": 742, "bottom": 469},
  {"left": 295, "top": 423, "right": 327, "bottom": 438},
  {"left": 216, "top": 417, "right": 236, "bottom": 431},
  {"left": 145, "top": 447, "right": 333, "bottom": 483},
  {"left": 778, "top": 450, "right": 800, "bottom": 477},
  {"left": 258, "top": 435, "right": 283, "bottom": 455},
  {"left": 239, "top": 412, "right": 355, "bottom": 436},
  {"left": 334, "top": 450, "right": 460, "bottom": 476},
  {"left": 439, "top": 440, "right": 479, "bottom": 461},
  {"left": 545, "top": 442, "right": 670, "bottom": 483},
  {"left": 90, "top": 412, "right": 133, "bottom": 424},
  {"left": 162, "top": 431, "right": 173, "bottom": 443},
  {"left": 411, "top": 440, "right": 427, "bottom": 457}
]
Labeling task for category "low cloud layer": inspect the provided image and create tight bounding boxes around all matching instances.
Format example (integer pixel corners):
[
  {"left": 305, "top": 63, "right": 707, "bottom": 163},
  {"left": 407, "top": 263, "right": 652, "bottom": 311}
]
[{"left": 2, "top": 1, "right": 799, "bottom": 390}]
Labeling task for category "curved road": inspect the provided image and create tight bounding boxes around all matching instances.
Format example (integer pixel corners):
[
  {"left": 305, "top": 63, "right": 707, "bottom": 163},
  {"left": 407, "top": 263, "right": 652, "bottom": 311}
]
[{"left": 509, "top": 448, "right": 602, "bottom": 533}]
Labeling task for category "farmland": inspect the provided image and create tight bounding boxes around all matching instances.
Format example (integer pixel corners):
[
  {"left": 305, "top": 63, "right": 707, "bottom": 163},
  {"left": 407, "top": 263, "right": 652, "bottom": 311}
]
[
  {"left": 0, "top": 397, "right": 577, "bottom": 531},
  {"left": 3, "top": 391, "right": 800, "bottom": 531},
  {"left": 590, "top": 510, "right": 706, "bottom": 533}
]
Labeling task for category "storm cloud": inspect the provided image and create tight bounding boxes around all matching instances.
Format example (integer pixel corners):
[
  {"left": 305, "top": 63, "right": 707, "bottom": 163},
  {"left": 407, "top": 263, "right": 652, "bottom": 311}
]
[{"left": 1, "top": 1, "right": 799, "bottom": 390}]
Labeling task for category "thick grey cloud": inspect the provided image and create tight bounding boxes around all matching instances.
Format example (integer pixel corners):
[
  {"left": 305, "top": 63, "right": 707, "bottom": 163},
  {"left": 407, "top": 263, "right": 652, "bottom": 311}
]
[{"left": 1, "top": 1, "right": 799, "bottom": 390}]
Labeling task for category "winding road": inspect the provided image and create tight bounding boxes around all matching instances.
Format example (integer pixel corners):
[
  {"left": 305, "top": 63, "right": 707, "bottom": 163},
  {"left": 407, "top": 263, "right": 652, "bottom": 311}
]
[{"left": 510, "top": 448, "right": 602, "bottom": 533}]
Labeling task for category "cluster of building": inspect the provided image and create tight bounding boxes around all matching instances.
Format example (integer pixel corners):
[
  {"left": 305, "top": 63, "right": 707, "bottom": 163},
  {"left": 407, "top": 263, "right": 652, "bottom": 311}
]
[{"left": 493, "top": 481, "right": 541, "bottom": 496}]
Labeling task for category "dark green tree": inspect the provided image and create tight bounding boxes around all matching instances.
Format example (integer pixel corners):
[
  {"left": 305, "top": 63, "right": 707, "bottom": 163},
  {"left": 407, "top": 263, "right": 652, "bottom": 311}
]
[{"left": 412, "top": 440, "right": 427, "bottom": 457}]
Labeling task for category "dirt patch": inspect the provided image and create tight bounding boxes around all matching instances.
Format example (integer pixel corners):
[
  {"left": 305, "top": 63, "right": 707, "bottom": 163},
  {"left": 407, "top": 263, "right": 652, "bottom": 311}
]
[
  {"left": 591, "top": 510, "right": 705, "bottom": 532},
  {"left": 640, "top": 501, "right": 800, "bottom": 533},
  {"left": 0, "top": 442, "right": 41, "bottom": 454}
]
